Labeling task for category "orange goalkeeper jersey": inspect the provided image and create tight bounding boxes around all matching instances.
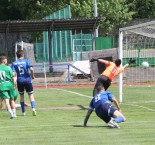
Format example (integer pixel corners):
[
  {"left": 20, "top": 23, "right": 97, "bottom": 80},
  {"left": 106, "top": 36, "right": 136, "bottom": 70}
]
[{"left": 101, "top": 62, "right": 123, "bottom": 81}]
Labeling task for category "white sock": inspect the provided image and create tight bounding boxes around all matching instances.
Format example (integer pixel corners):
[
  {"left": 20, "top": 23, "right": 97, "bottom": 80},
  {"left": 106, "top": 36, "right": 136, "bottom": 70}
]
[
  {"left": 8, "top": 108, "right": 12, "bottom": 114},
  {"left": 12, "top": 109, "right": 16, "bottom": 116},
  {"left": 8, "top": 109, "right": 13, "bottom": 117}
]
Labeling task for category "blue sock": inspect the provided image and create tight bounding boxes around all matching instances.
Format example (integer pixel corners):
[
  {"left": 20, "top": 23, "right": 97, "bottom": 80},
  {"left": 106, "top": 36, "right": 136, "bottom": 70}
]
[
  {"left": 20, "top": 102, "right": 25, "bottom": 113},
  {"left": 31, "top": 101, "right": 36, "bottom": 109},
  {"left": 114, "top": 116, "right": 124, "bottom": 123}
]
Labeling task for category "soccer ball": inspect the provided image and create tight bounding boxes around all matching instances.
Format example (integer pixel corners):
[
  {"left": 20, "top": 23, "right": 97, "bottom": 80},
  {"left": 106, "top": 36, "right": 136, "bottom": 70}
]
[{"left": 141, "top": 61, "right": 149, "bottom": 68}]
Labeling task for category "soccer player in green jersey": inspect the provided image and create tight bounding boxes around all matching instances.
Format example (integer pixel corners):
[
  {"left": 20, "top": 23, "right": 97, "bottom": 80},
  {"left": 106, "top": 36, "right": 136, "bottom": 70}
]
[{"left": 0, "top": 55, "right": 18, "bottom": 118}]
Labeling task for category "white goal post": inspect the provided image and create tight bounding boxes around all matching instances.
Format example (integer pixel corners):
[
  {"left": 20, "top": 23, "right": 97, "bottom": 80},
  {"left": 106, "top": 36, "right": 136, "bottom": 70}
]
[
  {"left": 15, "top": 41, "right": 36, "bottom": 63},
  {"left": 118, "top": 20, "right": 155, "bottom": 102}
]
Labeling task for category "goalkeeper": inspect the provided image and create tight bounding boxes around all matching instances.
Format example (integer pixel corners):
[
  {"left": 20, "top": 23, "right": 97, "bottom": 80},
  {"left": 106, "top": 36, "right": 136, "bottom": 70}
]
[{"left": 91, "top": 58, "right": 135, "bottom": 96}]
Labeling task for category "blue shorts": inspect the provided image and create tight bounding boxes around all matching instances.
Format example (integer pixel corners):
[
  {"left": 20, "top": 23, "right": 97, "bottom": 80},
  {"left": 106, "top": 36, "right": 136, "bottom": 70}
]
[
  {"left": 17, "top": 81, "right": 33, "bottom": 95},
  {"left": 95, "top": 102, "right": 117, "bottom": 123}
]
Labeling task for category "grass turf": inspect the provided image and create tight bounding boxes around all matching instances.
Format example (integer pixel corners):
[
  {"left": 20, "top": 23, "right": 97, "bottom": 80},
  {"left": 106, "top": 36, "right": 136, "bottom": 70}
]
[{"left": 0, "top": 86, "right": 155, "bottom": 145}]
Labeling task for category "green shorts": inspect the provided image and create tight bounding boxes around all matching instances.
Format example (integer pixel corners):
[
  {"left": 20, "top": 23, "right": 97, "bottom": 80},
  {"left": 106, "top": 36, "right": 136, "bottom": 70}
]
[{"left": 0, "top": 89, "right": 18, "bottom": 101}]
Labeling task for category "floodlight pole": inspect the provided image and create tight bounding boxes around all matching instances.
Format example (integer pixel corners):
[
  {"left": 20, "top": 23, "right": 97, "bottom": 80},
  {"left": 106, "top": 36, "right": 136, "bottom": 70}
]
[
  {"left": 92, "top": 0, "right": 98, "bottom": 51},
  {"left": 94, "top": 0, "right": 98, "bottom": 37}
]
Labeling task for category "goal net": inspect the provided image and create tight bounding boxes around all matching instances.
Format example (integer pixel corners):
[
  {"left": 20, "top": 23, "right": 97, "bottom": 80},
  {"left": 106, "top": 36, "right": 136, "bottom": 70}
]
[
  {"left": 119, "top": 20, "right": 155, "bottom": 102},
  {"left": 15, "top": 41, "right": 36, "bottom": 63}
]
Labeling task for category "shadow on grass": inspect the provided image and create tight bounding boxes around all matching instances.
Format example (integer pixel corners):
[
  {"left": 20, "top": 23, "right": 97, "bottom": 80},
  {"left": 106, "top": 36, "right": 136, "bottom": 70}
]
[
  {"left": 72, "top": 125, "right": 108, "bottom": 128},
  {"left": 77, "top": 105, "right": 87, "bottom": 110},
  {"left": 67, "top": 104, "right": 87, "bottom": 110}
]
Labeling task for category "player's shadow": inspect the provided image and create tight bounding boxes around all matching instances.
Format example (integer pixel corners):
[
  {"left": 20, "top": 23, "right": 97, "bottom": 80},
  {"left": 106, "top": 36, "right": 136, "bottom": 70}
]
[
  {"left": 67, "top": 104, "right": 87, "bottom": 110},
  {"left": 77, "top": 105, "right": 87, "bottom": 110},
  {"left": 72, "top": 125, "right": 108, "bottom": 128},
  {"left": 67, "top": 104, "right": 88, "bottom": 110}
]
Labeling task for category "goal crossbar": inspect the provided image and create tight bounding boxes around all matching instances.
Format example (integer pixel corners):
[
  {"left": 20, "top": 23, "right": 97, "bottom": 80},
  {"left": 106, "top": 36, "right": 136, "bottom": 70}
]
[{"left": 119, "top": 20, "right": 155, "bottom": 31}]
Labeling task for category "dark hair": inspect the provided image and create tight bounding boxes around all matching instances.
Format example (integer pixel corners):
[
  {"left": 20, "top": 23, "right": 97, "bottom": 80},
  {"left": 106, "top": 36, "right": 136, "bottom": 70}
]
[
  {"left": 115, "top": 59, "right": 121, "bottom": 66},
  {"left": 16, "top": 50, "right": 24, "bottom": 58},
  {"left": 96, "top": 84, "right": 105, "bottom": 92},
  {"left": 0, "top": 55, "right": 7, "bottom": 63}
]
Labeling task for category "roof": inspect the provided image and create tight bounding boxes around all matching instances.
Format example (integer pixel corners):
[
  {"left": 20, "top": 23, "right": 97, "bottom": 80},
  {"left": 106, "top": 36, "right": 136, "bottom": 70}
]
[{"left": 0, "top": 17, "right": 101, "bottom": 33}]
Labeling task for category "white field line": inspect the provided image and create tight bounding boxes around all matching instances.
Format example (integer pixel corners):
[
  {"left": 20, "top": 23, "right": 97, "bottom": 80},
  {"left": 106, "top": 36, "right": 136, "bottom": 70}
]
[
  {"left": 122, "top": 103, "right": 155, "bottom": 112},
  {"left": 126, "top": 101, "right": 155, "bottom": 104},
  {"left": 53, "top": 88, "right": 93, "bottom": 99},
  {"left": 0, "top": 121, "right": 155, "bottom": 129},
  {"left": 53, "top": 88, "right": 155, "bottom": 112}
]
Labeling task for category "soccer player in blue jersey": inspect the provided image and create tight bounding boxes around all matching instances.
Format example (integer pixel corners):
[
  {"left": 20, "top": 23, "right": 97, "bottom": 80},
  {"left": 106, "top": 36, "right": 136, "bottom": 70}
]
[
  {"left": 83, "top": 85, "right": 126, "bottom": 128},
  {"left": 11, "top": 50, "right": 36, "bottom": 116}
]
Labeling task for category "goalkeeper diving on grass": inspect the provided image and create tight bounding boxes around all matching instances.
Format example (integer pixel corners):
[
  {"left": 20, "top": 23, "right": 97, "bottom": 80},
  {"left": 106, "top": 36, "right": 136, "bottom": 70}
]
[
  {"left": 83, "top": 85, "right": 126, "bottom": 128},
  {"left": 90, "top": 58, "right": 135, "bottom": 96}
]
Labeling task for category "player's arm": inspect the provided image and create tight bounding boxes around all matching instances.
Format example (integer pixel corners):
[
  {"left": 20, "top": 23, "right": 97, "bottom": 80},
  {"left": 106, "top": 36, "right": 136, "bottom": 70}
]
[
  {"left": 83, "top": 109, "right": 93, "bottom": 127},
  {"left": 90, "top": 58, "right": 110, "bottom": 65},
  {"left": 12, "top": 76, "right": 15, "bottom": 84},
  {"left": 8, "top": 66, "right": 16, "bottom": 87},
  {"left": 12, "top": 72, "right": 17, "bottom": 82},
  {"left": 122, "top": 63, "right": 129, "bottom": 70},
  {"left": 111, "top": 97, "right": 122, "bottom": 112},
  {"left": 11, "top": 72, "right": 17, "bottom": 88},
  {"left": 83, "top": 99, "right": 94, "bottom": 127},
  {"left": 122, "top": 58, "right": 136, "bottom": 71},
  {"left": 29, "top": 67, "right": 35, "bottom": 79},
  {"left": 98, "top": 59, "right": 110, "bottom": 65}
]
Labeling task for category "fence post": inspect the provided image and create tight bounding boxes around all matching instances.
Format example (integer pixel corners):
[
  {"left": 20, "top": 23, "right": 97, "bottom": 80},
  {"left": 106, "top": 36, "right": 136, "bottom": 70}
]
[
  {"left": 65, "top": 64, "right": 74, "bottom": 82},
  {"left": 42, "top": 62, "right": 47, "bottom": 88}
]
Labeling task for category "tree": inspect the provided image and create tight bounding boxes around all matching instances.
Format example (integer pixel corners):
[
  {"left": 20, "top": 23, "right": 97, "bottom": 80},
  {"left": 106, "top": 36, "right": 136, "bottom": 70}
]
[
  {"left": 0, "top": 0, "right": 23, "bottom": 20},
  {"left": 70, "top": 0, "right": 94, "bottom": 18},
  {"left": 127, "top": 0, "right": 155, "bottom": 18},
  {"left": 2, "top": 0, "right": 154, "bottom": 37},
  {"left": 97, "top": 0, "right": 135, "bottom": 36},
  {"left": 70, "top": 0, "right": 135, "bottom": 36}
]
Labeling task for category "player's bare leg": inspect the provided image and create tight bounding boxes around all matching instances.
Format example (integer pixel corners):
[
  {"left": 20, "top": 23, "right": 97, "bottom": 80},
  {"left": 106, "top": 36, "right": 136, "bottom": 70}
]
[
  {"left": 5, "top": 98, "right": 14, "bottom": 119},
  {"left": 0, "top": 99, "right": 5, "bottom": 110},
  {"left": 112, "top": 110, "right": 126, "bottom": 126},
  {"left": 10, "top": 99, "right": 17, "bottom": 117},
  {"left": 113, "top": 110, "right": 126, "bottom": 122},
  {"left": 108, "top": 110, "right": 126, "bottom": 128}
]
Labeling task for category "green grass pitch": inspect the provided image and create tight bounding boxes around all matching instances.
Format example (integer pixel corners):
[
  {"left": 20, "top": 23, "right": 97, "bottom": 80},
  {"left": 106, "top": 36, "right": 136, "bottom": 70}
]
[{"left": 0, "top": 86, "right": 155, "bottom": 145}]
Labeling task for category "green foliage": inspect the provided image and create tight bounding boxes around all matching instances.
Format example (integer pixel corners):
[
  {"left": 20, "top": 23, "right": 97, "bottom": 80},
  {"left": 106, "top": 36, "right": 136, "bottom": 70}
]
[
  {"left": 1, "top": 0, "right": 155, "bottom": 37},
  {"left": 98, "top": 0, "right": 135, "bottom": 35},
  {"left": 0, "top": 0, "right": 23, "bottom": 20},
  {"left": 127, "top": 0, "right": 155, "bottom": 18},
  {"left": 70, "top": 0, "right": 94, "bottom": 17},
  {"left": 69, "top": 0, "right": 135, "bottom": 35},
  {"left": 4, "top": 0, "right": 69, "bottom": 20},
  {"left": 13, "top": 0, "right": 56, "bottom": 19}
]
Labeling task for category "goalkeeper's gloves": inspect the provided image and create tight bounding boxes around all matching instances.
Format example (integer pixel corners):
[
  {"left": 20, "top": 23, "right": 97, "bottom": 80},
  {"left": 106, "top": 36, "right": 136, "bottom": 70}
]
[
  {"left": 90, "top": 58, "right": 98, "bottom": 62},
  {"left": 128, "top": 58, "right": 136, "bottom": 65}
]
